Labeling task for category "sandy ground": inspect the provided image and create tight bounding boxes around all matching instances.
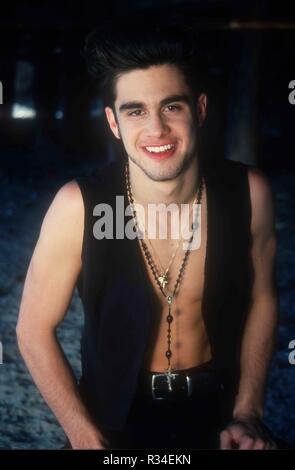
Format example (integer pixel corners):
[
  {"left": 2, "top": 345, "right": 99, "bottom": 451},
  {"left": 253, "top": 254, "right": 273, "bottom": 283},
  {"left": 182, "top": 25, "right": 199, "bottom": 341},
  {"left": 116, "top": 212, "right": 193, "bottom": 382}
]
[{"left": 0, "top": 150, "right": 294, "bottom": 449}]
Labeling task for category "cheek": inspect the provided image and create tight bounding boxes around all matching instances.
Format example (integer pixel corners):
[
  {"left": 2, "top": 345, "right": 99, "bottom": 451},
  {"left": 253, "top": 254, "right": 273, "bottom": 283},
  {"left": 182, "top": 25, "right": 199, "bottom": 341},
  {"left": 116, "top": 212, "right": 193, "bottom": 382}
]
[
  {"left": 121, "top": 120, "right": 141, "bottom": 135},
  {"left": 120, "top": 129, "right": 140, "bottom": 151},
  {"left": 125, "top": 124, "right": 145, "bottom": 145},
  {"left": 172, "top": 115, "right": 194, "bottom": 133},
  {"left": 177, "top": 121, "right": 195, "bottom": 142}
]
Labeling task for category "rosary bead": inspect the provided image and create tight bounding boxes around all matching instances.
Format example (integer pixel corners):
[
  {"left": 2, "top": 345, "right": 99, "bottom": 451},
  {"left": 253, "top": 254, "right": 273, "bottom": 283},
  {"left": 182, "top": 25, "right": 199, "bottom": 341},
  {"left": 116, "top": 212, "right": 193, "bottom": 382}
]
[{"left": 125, "top": 162, "right": 204, "bottom": 374}]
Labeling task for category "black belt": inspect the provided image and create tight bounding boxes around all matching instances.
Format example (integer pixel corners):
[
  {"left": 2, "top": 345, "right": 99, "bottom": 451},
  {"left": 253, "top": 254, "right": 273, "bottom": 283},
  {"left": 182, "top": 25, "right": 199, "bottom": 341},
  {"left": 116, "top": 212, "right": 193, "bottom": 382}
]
[{"left": 136, "top": 361, "right": 223, "bottom": 401}]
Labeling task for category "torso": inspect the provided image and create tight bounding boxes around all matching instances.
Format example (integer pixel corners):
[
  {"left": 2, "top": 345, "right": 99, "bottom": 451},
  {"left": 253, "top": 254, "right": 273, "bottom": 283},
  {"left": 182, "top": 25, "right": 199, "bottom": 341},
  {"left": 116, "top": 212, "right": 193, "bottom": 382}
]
[{"left": 138, "top": 184, "right": 212, "bottom": 372}]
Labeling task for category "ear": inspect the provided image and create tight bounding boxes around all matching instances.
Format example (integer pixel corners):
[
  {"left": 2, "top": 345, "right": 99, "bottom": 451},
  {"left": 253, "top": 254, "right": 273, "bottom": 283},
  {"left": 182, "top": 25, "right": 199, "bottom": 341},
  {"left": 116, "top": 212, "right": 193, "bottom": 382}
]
[
  {"left": 197, "top": 93, "right": 207, "bottom": 127},
  {"left": 105, "top": 107, "right": 121, "bottom": 139}
]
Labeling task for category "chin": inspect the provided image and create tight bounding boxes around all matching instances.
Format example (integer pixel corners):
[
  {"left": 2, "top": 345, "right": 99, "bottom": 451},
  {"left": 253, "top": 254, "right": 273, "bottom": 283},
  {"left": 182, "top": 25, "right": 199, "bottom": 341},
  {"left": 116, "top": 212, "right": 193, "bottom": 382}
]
[
  {"left": 147, "top": 166, "right": 184, "bottom": 182},
  {"left": 129, "top": 154, "right": 194, "bottom": 182}
]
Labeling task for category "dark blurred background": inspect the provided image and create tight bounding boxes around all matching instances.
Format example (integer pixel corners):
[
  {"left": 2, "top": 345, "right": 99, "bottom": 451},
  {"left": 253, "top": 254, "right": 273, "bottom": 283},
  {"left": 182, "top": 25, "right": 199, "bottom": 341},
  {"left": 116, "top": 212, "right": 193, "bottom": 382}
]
[{"left": 0, "top": 0, "right": 294, "bottom": 449}]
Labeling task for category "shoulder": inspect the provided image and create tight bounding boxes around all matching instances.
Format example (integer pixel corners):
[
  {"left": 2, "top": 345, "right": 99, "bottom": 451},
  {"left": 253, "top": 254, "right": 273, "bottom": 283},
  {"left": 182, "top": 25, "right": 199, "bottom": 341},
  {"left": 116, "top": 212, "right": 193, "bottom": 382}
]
[
  {"left": 247, "top": 166, "right": 275, "bottom": 219},
  {"left": 43, "top": 160, "right": 125, "bottom": 227},
  {"left": 216, "top": 159, "right": 276, "bottom": 238},
  {"left": 247, "top": 165, "right": 273, "bottom": 200},
  {"left": 209, "top": 158, "right": 251, "bottom": 189},
  {"left": 219, "top": 159, "right": 274, "bottom": 204},
  {"left": 55, "top": 179, "right": 83, "bottom": 203},
  {"left": 46, "top": 179, "right": 84, "bottom": 220},
  {"left": 26, "top": 179, "right": 85, "bottom": 283},
  {"left": 246, "top": 166, "right": 276, "bottom": 239},
  {"left": 72, "top": 160, "right": 126, "bottom": 201},
  {"left": 39, "top": 180, "right": 84, "bottom": 245}
]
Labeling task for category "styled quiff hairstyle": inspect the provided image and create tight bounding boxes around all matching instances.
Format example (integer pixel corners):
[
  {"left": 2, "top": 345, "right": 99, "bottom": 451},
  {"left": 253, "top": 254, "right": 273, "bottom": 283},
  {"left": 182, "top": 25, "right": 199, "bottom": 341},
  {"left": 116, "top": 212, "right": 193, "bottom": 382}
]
[{"left": 84, "top": 17, "right": 206, "bottom": 108}]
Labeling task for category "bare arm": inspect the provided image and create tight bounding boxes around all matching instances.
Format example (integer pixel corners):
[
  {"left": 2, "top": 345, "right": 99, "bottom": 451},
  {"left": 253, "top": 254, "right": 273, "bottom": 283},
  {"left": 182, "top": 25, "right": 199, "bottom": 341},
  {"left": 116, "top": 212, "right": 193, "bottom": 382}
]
[
  {"left": 16, "top": 181, "right": 108, "bottom": 449},
  {"left": 220, "top": 167, "right": 279, "bottom": 450}
]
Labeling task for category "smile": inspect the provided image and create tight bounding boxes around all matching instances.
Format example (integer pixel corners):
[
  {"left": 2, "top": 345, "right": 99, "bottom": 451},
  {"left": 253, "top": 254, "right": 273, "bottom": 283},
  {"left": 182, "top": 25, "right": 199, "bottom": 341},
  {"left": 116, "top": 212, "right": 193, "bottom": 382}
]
[{"left": 145, "top": 143, "right": 175, "bottom": 153}]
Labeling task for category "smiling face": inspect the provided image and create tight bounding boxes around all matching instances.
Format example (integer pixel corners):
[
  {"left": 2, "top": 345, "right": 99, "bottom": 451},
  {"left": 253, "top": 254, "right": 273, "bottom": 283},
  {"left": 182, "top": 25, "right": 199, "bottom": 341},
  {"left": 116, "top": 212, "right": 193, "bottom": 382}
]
[{"left": 105, "top": 64, "right": 207, "bottom": 182}]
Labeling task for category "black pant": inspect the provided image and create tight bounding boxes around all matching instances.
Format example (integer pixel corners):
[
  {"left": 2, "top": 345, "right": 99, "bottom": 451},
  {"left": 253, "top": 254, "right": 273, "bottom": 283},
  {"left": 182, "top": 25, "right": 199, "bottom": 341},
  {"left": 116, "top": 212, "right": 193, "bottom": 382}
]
[{"left": 103, "top": 361, "right": 232, "bottom": 450}]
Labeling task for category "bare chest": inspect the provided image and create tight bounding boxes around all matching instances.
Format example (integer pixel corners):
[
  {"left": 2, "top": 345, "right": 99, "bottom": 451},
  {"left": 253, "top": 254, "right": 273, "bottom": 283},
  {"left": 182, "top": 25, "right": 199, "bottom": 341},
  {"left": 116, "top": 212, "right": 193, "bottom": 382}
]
[
  {"left": 137, "top": 191, "right": 210, "bottom": 371},
  {"left": 138, "top": 190, "right": 208, "bottom": 308}
]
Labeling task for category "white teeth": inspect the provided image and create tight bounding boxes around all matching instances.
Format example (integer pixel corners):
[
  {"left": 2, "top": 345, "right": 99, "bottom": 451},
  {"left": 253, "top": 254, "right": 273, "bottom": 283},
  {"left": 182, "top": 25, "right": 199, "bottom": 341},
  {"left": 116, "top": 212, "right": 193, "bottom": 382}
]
[{"left": 145, "top": 144, "right": 174, "bottom": 153}]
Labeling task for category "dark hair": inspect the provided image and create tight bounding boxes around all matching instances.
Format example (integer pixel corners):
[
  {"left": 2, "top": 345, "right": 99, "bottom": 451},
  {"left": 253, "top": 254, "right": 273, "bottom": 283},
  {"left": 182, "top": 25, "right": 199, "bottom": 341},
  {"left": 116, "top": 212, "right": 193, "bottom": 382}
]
[{"left": 84, "top": 18, "right": 207, "bottom": 108}]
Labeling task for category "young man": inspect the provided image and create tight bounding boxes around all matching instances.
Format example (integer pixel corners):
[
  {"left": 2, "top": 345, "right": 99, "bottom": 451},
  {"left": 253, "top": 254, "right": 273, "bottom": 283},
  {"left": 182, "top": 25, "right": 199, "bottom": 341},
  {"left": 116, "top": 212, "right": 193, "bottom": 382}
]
[{"left": 16, "top": 24, "right": 279, "bottom": 449}]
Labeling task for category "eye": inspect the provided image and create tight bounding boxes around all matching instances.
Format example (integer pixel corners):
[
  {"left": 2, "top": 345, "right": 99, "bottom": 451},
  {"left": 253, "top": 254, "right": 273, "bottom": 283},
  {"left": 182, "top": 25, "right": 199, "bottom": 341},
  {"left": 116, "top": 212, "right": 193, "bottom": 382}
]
[
  {"left": 164, "top": 104, "right": 181, "bottom": 112},
  {"left": 128, "top": 109, "right": 145, "bottom": 117}
]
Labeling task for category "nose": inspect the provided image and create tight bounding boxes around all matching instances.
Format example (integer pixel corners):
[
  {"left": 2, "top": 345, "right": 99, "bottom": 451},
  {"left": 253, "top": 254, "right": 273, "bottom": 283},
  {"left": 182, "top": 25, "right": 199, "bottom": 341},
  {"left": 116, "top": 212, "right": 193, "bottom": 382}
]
[{"left": 145, "top": 112, "right": 169, "bottom": 138}]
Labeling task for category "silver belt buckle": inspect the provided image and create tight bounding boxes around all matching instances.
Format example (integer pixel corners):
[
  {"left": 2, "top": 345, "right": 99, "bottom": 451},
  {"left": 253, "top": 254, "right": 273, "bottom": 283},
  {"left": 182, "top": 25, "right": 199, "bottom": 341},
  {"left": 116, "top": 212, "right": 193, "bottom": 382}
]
[
  {"left": 151, "top": 373, "right": 166, "bottom": 400},
  {"left": 151, "top": 373, "right": 193, "bottom": 400},
  {"left": 186, "top": 375, "right": 193, "bottom": 397}
]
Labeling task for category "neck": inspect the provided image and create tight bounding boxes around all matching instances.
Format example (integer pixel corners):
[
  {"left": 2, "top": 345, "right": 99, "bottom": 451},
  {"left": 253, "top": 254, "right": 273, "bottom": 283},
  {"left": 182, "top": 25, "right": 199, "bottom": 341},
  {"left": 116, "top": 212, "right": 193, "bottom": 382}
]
[{"left": 127, "top": 157, "right": 200, "bottom": 208}]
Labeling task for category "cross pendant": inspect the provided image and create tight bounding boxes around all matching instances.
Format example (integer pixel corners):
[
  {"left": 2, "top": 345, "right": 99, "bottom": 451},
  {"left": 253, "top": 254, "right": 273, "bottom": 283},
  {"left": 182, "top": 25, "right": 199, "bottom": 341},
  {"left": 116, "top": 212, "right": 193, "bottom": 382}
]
[
  {"left": 158, "top": 272, "right": 169, "bottom": 289},
  {"left": 165, "top": 367, "right": 178, "bottom": 392}
]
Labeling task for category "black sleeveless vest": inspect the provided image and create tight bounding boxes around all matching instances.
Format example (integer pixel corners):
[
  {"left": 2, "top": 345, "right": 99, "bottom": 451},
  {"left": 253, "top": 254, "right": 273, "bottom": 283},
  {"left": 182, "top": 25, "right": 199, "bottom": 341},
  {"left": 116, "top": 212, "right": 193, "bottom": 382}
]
[{"left": 75, "top": 157, "right": 253, "bottom": 432}]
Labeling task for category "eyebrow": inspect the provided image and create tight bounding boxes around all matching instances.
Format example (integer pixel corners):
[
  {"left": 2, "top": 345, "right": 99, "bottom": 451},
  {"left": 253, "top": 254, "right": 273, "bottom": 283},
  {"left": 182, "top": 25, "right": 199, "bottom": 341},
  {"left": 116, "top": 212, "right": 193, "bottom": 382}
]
[{"left": 118, "top": 94, "right": 191, "bottom": 113}]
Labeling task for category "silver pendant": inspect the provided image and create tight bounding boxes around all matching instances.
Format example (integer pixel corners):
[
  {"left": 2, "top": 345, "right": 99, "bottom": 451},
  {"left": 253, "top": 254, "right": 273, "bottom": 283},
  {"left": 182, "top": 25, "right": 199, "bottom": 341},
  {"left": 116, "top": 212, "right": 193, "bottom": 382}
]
[{"left": 158, "top": 272, "right": 169, "bottom": 289}]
